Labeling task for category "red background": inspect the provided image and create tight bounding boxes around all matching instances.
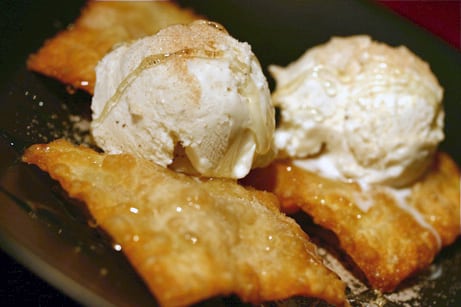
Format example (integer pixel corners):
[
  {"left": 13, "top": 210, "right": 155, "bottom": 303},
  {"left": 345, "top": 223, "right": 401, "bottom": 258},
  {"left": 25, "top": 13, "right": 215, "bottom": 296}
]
[{"left": 376, "top": 1, "right": 461, "bottom": 50}]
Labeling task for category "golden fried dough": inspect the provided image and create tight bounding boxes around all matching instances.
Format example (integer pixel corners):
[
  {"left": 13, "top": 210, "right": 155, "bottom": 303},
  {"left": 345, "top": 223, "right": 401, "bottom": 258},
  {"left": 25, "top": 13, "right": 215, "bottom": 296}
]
[
  {"left": 27, "top": 1, "right": 200, "bottom": 94},
  {"left": 243, "top": 152, "right": 460, "bottom": 292},
  {"left": 22, "top": 139, "right": 346, "bottom": 307}
]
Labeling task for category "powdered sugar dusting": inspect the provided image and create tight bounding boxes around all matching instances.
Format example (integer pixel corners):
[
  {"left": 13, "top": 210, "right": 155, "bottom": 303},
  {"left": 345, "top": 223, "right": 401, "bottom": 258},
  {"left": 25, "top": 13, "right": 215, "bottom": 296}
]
[
  {"left": 22, "top": 89, "right": 93, "bottom": 146},
  {"left": 314, "top": 247, "right": 437, "bottom": 306}
]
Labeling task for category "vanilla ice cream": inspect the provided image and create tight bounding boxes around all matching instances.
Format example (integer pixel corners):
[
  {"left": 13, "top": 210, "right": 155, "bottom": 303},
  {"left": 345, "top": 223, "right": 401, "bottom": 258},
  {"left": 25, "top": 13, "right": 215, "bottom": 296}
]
[
  {"left": 91, "top": 20, "right": 275, "bottom": 179},
  {"left": 271, "top": 35, "right": 444, "bottom": 187}
]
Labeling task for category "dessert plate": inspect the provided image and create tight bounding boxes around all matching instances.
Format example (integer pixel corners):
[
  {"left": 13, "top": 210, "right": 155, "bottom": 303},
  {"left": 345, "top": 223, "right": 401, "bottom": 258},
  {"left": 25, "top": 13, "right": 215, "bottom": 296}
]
[{"left": 1, "top": 0, "right": 460, "bottom": 306}]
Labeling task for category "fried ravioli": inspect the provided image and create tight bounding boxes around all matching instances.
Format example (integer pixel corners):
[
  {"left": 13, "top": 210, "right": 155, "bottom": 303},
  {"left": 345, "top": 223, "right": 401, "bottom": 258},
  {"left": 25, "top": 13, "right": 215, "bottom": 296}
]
[
  {"left": 22, "top": 139, "right": 346, "bottom": 307},
  {"left": 243, "top": 152, "right": 460, "bottom": 292},
  {"left": 27, "top": 1, "right": 200, "bottom": 94}
]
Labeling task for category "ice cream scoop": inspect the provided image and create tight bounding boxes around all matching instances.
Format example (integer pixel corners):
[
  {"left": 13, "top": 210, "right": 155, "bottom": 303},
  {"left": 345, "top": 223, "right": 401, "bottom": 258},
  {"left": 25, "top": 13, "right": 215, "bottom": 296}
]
[
  {"left": 270, "top": 35, "right": 444, "bottom": 187},
  {"left": 91, "top": 20, "right": 276, "bottom": 179}
]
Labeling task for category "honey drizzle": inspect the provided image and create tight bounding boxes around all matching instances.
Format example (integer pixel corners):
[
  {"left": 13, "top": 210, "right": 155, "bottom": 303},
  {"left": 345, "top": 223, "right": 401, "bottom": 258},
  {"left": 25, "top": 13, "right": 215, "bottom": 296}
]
[{"left": 93, "top": 48, "right": 224, "bottom": 126}]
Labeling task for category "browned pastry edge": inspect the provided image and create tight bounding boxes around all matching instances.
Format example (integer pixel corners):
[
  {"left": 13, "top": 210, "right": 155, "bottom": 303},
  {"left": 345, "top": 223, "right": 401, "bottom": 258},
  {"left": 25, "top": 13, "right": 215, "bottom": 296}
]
[
  {"left": 242, "top": 152, "right": 460, "bottom": 292},
  {"left": 26, "top": 0, "right": 200, "bottom": 94},
  {"left": 22, "top": 139, "right": 347, "bottom": 306}
]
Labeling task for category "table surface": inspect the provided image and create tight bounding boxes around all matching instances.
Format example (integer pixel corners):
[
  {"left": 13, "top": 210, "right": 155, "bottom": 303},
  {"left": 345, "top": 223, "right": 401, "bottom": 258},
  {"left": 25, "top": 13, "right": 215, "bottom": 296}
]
[{"left": 1, "top": 1, "right": 459, "bottom": 306}]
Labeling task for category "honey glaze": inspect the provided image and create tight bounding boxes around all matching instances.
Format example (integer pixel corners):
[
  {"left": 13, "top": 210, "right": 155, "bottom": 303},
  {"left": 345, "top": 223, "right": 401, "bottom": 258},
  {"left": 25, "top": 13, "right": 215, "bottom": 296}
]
[
  {"left": 356, "top": 182, "right": 442, "bottom": 249},
  {"left": 292, "top": 159, "right": 443, "bottom": 250},
  {"left": 392, "top": 188, "right": 441, "bottom": 249},
  {"left": 93, "top": 48, "right": 224, "bottom": 126},
  {"left": 294, "top": 155, "right": 443, "bottom": 248},
  {"left": 272, "top": 65, "right": 340, "bottom": 101},
  {"left": 232, "top": 54, "right": 275, "bottom": 160}
]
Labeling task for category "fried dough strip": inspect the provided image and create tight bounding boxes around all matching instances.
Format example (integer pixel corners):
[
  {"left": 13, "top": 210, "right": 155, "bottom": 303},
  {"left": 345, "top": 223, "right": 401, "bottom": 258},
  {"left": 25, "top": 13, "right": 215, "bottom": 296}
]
[
  {"left": 27, "top": 1, "right": 200, "bottom": 94},
  {"left": 243, "top": 152, "right": 460, "bottom": 292},
  {"left": 23, "top": 139, "right": 346, "bottom": 307},
  {"left": 411, "top": 153, "right": 461, "bottom": 244}
]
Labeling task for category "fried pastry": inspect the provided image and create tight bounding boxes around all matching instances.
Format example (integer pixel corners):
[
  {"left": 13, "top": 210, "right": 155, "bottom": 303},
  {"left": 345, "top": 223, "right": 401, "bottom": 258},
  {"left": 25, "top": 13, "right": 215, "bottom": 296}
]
[
  {"left": 27, "top": 0, "right": 200, "bottom": 94},
  {"left": 243, "top": 152, "right": 460, "bottom": 292},
  {"left": 22, "top": 139, "right": 346, "bottom": 307}
]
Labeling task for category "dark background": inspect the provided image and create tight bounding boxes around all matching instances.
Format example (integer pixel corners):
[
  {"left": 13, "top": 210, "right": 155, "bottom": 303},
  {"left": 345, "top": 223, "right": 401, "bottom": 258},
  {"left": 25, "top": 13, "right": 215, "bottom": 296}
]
[{"left": 0, "top": 0, "right": 459, "bottom": 306}]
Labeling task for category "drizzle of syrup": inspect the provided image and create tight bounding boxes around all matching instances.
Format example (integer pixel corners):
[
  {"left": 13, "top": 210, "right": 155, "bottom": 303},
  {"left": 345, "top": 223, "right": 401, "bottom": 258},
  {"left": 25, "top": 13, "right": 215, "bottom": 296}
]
[{"left": 93, "top": 48, "right": 224, "bottom": 126}]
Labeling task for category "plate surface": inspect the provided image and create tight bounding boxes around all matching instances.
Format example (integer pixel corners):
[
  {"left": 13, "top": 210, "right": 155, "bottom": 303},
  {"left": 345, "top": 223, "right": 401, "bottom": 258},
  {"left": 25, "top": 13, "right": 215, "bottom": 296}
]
[{"left": 0, "top": 0, "right": 460, "bottom": 306}]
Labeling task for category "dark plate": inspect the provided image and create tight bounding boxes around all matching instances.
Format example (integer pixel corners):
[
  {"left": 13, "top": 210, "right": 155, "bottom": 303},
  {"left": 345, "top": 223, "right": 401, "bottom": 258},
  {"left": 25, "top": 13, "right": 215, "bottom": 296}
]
[{"left": 0, "top": 0, "right": 460, "bottom": 306}]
